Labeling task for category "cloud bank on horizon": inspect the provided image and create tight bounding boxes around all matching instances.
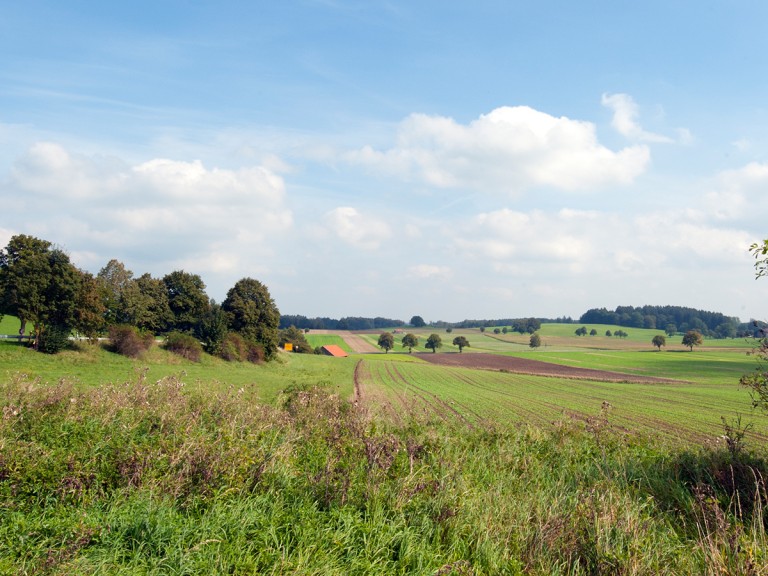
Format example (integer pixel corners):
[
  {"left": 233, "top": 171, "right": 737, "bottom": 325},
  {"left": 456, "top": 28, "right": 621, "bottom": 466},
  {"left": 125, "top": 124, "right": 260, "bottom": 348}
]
[{"left": 1, "top": 1, "right": 767, "bottom": 323}]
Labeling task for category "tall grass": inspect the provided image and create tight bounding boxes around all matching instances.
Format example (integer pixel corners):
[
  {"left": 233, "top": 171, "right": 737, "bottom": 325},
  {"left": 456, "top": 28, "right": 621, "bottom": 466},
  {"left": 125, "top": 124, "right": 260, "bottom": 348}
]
[{"left": 2, "top": 371, "right": 767, "bottom": 574}]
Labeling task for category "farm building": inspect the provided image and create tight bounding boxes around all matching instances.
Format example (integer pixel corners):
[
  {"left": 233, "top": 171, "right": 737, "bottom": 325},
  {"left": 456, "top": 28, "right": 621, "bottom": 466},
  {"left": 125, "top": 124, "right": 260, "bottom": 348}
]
[{"left": 320, "top": 345, "right": 348, "bottom": 357}]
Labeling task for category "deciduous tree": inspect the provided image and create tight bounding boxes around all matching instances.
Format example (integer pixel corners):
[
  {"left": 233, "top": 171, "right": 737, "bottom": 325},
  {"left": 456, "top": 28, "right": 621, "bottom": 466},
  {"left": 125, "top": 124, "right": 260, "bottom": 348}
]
[
  {"left": 378, "top": 332, "right": 395, "bottom": 353},
  {"left": 163, "top": 270, "right": 210, "bottom": 333},
  {"left": 682, "top": 330, "right": 703, "bottom": 351},
  {"left": 401, "top": 333, "right": 418, "bottom": 353},
  {"left": 222, "top": 277, "right": 280, "bottom": 360},
  {"left": 410, "top": 315, "right": 426, "bottom": 328},
  {"left": 425, "top": 333, "right": 442, "bottom": 353},
  {"left": 652, "top": 334, "right": 666, "bottom": 351},
  {"left": 529, "top": 333, "right": 541, "bottom": 348},
  {"left": 452, "top": 335, "right": 469, "bottom": 352}
]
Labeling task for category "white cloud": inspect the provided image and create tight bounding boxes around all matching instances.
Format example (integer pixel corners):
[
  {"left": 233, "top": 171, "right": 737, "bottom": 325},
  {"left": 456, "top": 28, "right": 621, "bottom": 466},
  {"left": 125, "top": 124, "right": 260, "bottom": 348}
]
[
  {"left": 601, "top": 93, "right": 676, "bottom": 143},
  {"left": 407, "top": 264, "right": 452, "bottom": 280},
  {"left": 324, "top": 206, "right": 391, "bottom": 250},
  {"left": 3, "top": 142, "right": 292, "bottom": 299},
  {"left": 346, "top": 105, "right": 650, "bottom": 194}
]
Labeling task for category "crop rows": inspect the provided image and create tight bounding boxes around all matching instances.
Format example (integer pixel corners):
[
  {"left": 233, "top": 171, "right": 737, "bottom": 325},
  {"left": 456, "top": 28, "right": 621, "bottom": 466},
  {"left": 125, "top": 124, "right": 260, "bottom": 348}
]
[{"left": 357, "top": 358, "right": 768, "bottom": 445}]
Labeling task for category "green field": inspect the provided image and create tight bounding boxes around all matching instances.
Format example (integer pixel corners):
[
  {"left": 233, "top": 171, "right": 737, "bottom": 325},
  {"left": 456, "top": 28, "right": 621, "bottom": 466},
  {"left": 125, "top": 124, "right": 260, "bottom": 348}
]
[
  {"left": 2, "top": 327, "right": 768, "bottom": 573},
  {"left": 305, "top": 333, "right": 353, "bottom": 353}
]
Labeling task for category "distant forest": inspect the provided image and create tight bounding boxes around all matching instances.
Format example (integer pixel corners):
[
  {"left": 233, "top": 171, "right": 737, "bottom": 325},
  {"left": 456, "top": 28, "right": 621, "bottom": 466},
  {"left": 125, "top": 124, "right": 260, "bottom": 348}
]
[{"left": 281, "top": 305, "right": 764, "bottom": 339}]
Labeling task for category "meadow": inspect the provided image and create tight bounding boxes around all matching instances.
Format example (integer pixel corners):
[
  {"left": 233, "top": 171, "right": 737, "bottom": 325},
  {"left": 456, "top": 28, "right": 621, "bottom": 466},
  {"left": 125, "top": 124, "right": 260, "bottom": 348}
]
[{"left": 2, "top": 322, "right": 768, "bottom": 573}]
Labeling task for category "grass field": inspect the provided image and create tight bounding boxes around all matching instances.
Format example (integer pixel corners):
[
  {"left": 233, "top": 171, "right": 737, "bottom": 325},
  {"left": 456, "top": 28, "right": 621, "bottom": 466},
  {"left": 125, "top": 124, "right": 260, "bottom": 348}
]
[{"left": 305, "top": 333, "right": 353, "bottom": 353}]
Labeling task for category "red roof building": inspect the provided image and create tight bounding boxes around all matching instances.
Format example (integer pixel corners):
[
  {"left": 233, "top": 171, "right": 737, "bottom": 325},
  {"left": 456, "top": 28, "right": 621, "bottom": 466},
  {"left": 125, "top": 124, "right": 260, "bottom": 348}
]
[{"left": 320, "top": 345, "right": 349, "bottom": 357}]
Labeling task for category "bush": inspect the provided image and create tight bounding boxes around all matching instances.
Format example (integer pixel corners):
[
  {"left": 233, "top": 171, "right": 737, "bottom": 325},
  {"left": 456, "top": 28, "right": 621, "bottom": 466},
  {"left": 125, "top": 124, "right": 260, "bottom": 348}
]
[
  {"left": 37, "top": 323, "right": 72, "bottom": 354},
  {"left": 108, "top": 325, "right": 153, "bottom": 358},
  {"left": 164, "top": 331, "right": 203, "bottom": 362},
  {"left": 218, "top": 332, "right": 264, "bottom": 363}
]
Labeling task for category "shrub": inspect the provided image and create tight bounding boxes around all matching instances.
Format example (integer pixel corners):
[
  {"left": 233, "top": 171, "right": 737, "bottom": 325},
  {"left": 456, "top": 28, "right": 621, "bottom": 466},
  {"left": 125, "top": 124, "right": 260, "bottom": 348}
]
[
  {"left": 37, "top": 323, "right": 72, "bottom": 354},
  {"left": 108, "top": 325, "right": 153, "bottom": 358},
  {"left": 164, "top": 331, "right": 203, "bottom": 362},
  {"left": 219, "top": 332, "right": 248, "bottom": 362}
]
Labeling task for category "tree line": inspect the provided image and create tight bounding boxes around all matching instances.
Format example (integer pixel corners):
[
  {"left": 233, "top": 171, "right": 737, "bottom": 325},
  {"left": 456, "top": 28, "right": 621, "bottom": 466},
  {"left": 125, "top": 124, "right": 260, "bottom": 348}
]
[
  {"left": 578, "top": 305, "right": 748, "bottom": 338},
  {"left": 0, "top": 234, "right": 280, "bottom": 358}
]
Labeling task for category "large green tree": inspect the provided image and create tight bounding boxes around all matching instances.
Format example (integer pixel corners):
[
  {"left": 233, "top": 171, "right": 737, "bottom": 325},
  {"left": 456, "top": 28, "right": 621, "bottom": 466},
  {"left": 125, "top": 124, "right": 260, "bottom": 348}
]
[
  {"left": 73, "top": 270, "right": 106, "bottom": 341},
  {"left": 651, "top": 334, "right": 666, "bottom": 351},
  {"left": 378, "top": 332, "right": 395, "bottom": 353},
  {"left": 112, "top": 273, "right": 175, "bottom": 334},
  {"left": 222, "top": 277, "right": 280, "bottom": 360},
  {"left": 97, "top": 259, "right": 134, "bottom": 325},
  {"left": 410, "top": 315, "right": 426, "bottom": 328},
  {"left": 425, "top": 333, "right": 442, "bottom": 353},
  {"left": 452, "top": 335, "right": 469, "bottom": 352},
  {"left": 163, "top": 270, "right": 210, "bottom": 333},
  {"left": 401, "top": 333, "right": 418, "bottom": 353},
  {"left": 0, "top": 234, "right": 80, "bottom": 351},
  {"left": 682, "top": 330, "right": 703, "bottom": 351}
]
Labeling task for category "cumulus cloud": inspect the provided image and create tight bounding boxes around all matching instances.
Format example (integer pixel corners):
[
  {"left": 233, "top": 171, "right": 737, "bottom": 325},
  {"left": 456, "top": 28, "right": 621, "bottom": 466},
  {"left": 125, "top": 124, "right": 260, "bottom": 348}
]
[
  {"left": 346, "top": 105, "right": 649, "bottom": 194},
  {"left": 704, "top": 161, "right": 768, "bottom": 223},
  {"left": 408, "top": 264, "right": 452, "bottom": 280},
  {"left": 3, "top": 142, "right": 292, "bottom": 297},
  {"left": 324, "top": 206, "right": 391, "bottom": 250},
  {"left": 601, "top": 93, "right": 676, "bottom": 143}
]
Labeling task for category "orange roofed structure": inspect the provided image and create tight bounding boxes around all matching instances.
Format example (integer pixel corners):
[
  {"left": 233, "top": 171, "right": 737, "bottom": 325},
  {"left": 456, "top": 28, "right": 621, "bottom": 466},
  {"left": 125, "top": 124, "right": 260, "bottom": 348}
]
[{"left": 320, "top": 345, "right": 349, "bottom": 357}]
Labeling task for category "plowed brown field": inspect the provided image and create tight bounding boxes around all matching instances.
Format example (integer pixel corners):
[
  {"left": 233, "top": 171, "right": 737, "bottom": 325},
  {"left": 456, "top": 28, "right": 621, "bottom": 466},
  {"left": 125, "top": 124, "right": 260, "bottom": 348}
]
[{"left": 419, "top": 352, "right": 683, "bottom": 383}]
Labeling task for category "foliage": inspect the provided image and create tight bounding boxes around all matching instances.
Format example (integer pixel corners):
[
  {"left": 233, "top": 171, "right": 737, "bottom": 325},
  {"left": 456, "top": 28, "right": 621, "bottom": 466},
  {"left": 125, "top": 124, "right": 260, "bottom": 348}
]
[
  {"left": 97, "top": 259, "right": 134, "bottom": 325},
  {"left": 218, "top": 331, "right": 264, "bottom": 363},
  {"left": 409, "top": 315, "right": 426, "bottom": 328},
  {"left": 163, "top": 270, "right": 210, "bottom": 333},
  {"left": 0, "top": 234, "right": 80, "bottom": 350},
  {"left": 682, "top": 330, "right": 704, "bottom": 351},
  {"left": 196, "top": 301, "right": 229, "bottom": 355},
  {"left": 529, "top": 333, "right": 541, "bottom": 348},
  {"left": 279, "top": 325, "right": 313, "bottom": 353},
  {"left": 589, "top": 328, "right": 598, "bottom": 336},
  {"left": 452, "top": 335, "right": 469, "bottom": 352},
  {"left": 73, "top": 270, "right": 106, "bottom": 341},
  {"left": 652, "top": 334, "right": 666, "bottom": 350},
  {"left": 605, "top": 330, "right": 612, "bottom": 336},
  {"left": 580, "top": 304, "right": 740, "bottom": 339},
  {"left": 164, "top": 331, "right": 203, "bottom": 362},
  {"left": 128, "top": 273, "right": 174, "bottom": 333},
  {"left": 425, "top": 333, "right": 442, "bottom": 353},
  {"left": 37, "top": 323, "right": 72, "bottom": 354},
  {"left": 750, "top": 239, "right": 768, "bottom": 279},
  {"left": 377, "top": 332, "right": 394, "bottom": 353},
  {"left": 108, "top": 324, "right": 154, "bottom": 358},
  {"left": 575, "top": 326, "right": 588, "bottom": 336},
  {"left": 401, "top": 333, "right": 418, "bottom": 353},
  {"left": 222, "top": 277, "right": 280, "bottom": 360}
]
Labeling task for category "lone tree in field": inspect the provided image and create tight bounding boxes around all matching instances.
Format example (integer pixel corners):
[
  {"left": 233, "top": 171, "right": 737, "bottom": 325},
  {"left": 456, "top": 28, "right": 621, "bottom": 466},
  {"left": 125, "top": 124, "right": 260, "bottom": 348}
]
[
  {"left": 425, "top": 333, "right": 442, "bottom": 353},
  {"left": 652, "top": 334, "right": 666, "bottom": 351},
  {"left": 410, "top": 315, "right": 426, "bottom": 328},
  {"left": 529, "top": 333, "right": 541, "bottom": 348},
  {"left": 378, "top": 332, "right": 394, "bottom": 353},
  {"left": 452, "top": 335, "right": 469, "bottom": 352},
  {"left": 401, "top": 333, "right": 418, "bottom": 353},
  {"left": 682, "top": 330, "right": 703, "bottom": 351}
]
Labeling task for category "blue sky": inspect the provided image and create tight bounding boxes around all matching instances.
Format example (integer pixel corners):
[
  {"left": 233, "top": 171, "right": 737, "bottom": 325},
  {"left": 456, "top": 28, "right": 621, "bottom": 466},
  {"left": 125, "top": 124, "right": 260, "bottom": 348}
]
[{"left": 2, "top": 1, "right": 767, "bottom": 323}]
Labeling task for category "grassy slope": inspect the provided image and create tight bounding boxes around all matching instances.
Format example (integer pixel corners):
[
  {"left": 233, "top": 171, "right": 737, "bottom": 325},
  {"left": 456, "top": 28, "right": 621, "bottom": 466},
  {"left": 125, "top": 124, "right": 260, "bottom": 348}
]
[{"left": 0, "top": 340, "right": 356, "bottom": 402}]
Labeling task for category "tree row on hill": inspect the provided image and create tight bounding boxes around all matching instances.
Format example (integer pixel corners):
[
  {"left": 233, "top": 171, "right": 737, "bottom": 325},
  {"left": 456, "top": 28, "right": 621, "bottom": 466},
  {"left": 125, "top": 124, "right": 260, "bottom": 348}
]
[
  {"left": 0, "top": 234, "right": 280, "bottom": 358},
  {"left": 578, "top": 305, "right": 748, "bottom": 338}
]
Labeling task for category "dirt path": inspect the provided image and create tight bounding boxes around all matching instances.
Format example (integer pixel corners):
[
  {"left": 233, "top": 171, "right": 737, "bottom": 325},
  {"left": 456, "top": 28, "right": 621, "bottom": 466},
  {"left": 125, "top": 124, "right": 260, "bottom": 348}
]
[{"left": 336, "top": 331, "right": 379, "bottom": 353}]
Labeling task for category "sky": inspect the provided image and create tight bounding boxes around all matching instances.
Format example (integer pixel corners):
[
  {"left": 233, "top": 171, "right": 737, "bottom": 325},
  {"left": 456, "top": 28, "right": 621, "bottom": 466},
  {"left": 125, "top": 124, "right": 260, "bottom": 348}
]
[{"left": 2, "top": 1, "right": 768, "bottom": 323}]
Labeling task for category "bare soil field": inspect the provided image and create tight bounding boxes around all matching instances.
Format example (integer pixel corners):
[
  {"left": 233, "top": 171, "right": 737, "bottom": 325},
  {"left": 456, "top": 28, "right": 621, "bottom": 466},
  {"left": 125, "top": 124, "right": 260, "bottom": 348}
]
[{"left": 419, "top": 352, "right": 684, "bottom": 384}]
